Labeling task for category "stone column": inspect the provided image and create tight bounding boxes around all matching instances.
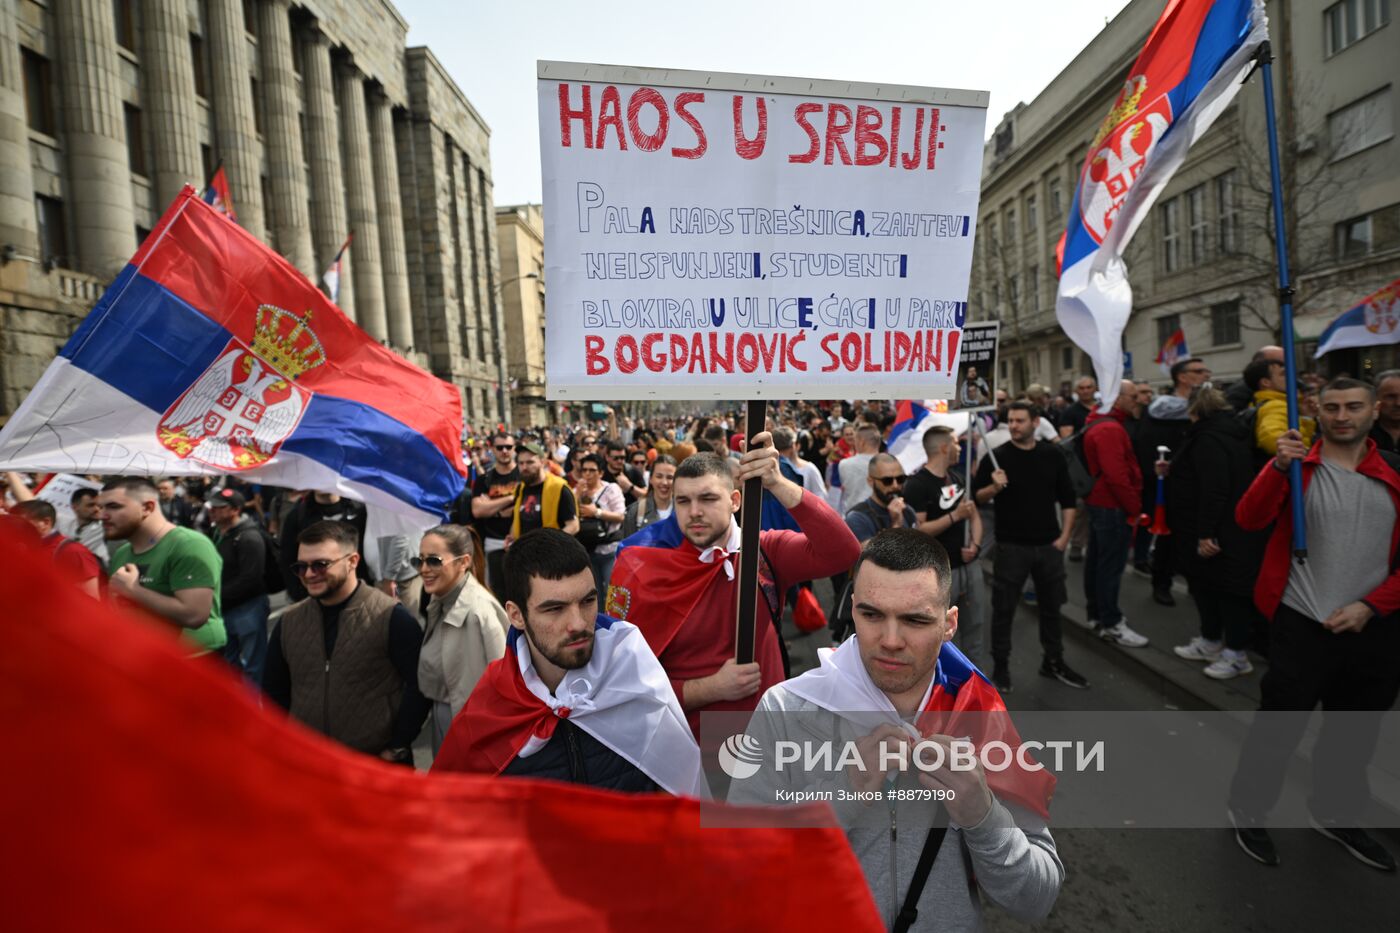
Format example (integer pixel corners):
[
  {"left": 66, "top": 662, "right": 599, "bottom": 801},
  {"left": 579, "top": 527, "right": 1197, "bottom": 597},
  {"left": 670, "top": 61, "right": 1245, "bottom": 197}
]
[
  {"left": 369, "top": 91, "right": 412, "bottom": 349},
  {"left": 0, "top": 0, "right": 37, "bottom": 253},
  {"left": 336, "top": 61, "right": 385, "bottom": 340},
  {"left": 139, "top": 0, "right": 202, "bottom": 210},
  {"left": 300, "top": 27, "right": 351, "bottom": 317},
  {"left": 205, "top": 0, "right": 263, "bottom": 239},
  {"left": 52, "top": 0, "right": 136, "bottom": 276},
  {"left": 257, "top": 0, "right": 314, "bottom": 277}
]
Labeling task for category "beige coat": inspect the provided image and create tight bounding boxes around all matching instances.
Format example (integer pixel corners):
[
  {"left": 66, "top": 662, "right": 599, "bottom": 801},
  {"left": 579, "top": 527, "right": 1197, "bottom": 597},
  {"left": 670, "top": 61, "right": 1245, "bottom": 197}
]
[{"left": 417, "top": 575, "right": 509, "bottom": 717}]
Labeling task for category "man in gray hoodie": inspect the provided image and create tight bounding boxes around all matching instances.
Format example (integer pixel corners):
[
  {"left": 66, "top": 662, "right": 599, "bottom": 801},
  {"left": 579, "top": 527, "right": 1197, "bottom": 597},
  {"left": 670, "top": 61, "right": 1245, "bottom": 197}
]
[{"left": 729, "top": 529, "right": 1062, "bottom": 931}]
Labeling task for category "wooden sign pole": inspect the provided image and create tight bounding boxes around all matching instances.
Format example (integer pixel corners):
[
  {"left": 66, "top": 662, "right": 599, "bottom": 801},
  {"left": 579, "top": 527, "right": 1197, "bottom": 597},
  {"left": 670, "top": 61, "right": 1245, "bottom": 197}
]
[{"left": 733, "top": 398, "right": 767, "bottom": 664}]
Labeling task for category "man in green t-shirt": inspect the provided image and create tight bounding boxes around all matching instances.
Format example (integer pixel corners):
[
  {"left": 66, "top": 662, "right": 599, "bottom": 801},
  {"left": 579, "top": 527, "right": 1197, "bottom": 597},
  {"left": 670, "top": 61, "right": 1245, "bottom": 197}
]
[{"left": 100, "top": 477, "right": 225, "bottom": 654}]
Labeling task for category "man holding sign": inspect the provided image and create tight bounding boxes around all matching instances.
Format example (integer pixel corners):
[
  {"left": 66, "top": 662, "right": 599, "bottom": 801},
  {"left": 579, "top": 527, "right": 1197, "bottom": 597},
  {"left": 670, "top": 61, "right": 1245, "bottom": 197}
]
[{"left": 607, "top": 438, "right": 859, "bottom": 735}]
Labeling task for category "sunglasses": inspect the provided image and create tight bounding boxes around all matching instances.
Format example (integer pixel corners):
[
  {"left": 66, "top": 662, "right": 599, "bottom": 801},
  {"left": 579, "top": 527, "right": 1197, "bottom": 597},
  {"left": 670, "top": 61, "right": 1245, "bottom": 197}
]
[
  {"left": 494, "top": 444, "right": 514, "bottom": 451},
  {"left": 875, "top": 475, "right": 907, "bottom": 486},
  {"left": 290, "top": 554, "right": 352, "bottom": 578},
  {"left": 409, "top": 554, "right": 463, "bottom": 570}
]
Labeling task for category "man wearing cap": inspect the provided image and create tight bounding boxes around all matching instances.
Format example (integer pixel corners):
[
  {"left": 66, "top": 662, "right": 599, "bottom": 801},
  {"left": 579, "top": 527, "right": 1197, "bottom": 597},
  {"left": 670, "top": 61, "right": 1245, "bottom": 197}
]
[
  {"left": 509, "top": 442, "right": 579, "bottom": 541},
  {"left": 209, "top": 488, "right": 270, "bottom": 683}
]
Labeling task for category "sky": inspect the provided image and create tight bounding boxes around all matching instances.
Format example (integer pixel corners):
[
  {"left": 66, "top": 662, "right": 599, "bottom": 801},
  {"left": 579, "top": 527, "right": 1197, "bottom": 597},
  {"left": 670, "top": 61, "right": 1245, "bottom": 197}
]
[{"left": 399, "top": 0, "right": 1137, "bottom": 206}]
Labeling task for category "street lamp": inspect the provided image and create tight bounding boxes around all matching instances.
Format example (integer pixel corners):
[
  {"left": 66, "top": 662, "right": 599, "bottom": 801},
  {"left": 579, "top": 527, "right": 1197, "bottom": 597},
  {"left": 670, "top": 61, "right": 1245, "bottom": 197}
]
[{"left": 493, "top": 271, "right": 541, "bottom": 426}]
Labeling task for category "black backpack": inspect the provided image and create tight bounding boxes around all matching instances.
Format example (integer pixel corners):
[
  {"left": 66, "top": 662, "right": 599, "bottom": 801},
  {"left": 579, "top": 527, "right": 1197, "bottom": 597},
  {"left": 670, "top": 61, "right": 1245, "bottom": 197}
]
[
  {"left": 1055, "top": 420, "right": 1108, "bottom": 499},
  {"left": 233, "top": 522, "right": 285, "bottom": 595}
]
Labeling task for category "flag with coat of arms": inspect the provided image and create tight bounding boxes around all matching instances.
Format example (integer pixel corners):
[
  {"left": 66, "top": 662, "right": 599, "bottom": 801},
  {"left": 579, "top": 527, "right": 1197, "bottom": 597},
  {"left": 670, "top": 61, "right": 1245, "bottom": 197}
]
[
  {"left": 1314, "top": 276, "right": 1400, "bottom": 357},
  {"left": 1056, "top": 0, "right": 1268, "bottom": 405},
  {"left": 0, "top": 187, "right": 467, "bottom": 538}
]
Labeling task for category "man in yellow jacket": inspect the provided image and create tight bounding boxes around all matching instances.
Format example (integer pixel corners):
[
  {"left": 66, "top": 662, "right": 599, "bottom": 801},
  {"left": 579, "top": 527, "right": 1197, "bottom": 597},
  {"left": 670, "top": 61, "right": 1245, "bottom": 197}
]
[
  {"left": 509, "top": 442, "right": 580, "bottom": 541},
  {"left": 1244, "top": 356, "right": 1316, "bottom": 456}
]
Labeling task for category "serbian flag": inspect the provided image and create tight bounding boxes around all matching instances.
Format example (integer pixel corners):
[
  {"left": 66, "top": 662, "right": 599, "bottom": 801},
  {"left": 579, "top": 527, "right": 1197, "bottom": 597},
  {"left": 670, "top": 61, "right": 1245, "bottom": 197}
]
[
  {"left": 607, "top": 515, "right": 728, "bottom": 656},
  {"left": 887, "top": 399, "right": 973, "bottom": 474},
  {"left": 1056, "top": 0, "right": 1267, "bottom": 406},
  {"left": 323, "top": 232, "right": 353, "bottom": 303},
  {"left": 1154, "top": 326, "right": 1190, "bottom": 375},
  {"left": 1314, "top": 276, "right": 1400, "bottom": 357},
  {"left": 0, "top": 187, "right": 466, "bottom": 536},
  {"left": 0, "top": 525, "right": 884, "bottom": 932},
  {"left": 433, "top": 616, "right": 708, "bottom": 798},
  {"left": 201, "top": 164, "right": 236, "bottom": 221},
  {"left": 783, "top": 636, "right": 1056, "bottom": 819}
]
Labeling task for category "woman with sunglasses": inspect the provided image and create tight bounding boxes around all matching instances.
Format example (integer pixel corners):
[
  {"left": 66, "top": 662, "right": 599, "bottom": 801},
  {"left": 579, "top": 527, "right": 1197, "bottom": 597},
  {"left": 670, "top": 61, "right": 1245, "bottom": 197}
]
[{"left": 414, "top": 524, "right": 509, "bottom": 756}]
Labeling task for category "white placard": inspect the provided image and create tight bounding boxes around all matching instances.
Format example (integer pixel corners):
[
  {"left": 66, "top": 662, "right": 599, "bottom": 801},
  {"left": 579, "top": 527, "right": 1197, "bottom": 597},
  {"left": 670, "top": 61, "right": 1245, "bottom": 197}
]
[
  {"left": 538, "top": 61, "right": 988, "bottom": 400},
  {"left": 34, "top": 472, "right": 100, "bottom": 534}
]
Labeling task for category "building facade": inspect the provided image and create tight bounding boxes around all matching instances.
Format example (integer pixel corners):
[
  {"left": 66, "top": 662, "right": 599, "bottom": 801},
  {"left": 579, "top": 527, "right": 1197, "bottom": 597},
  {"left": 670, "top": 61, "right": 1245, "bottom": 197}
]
[
  {"left": 1, "top": 0, "right": 510, "bottom": 425},
  {"left": 495, "top": 203, "right": 549, "bottom": 428},
  {"left": 971, "top": 0, "right": 1400, "bottom": 397}
]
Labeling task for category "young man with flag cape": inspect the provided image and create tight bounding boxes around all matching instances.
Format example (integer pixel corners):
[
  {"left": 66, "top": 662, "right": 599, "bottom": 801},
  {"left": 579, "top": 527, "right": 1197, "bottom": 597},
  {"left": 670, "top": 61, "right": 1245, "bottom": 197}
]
[
  {"left": 729, "top": 529, "right": 1061, "bottom": 932},
  {"left": 606, "top": 438, "right": 861, "bottom": 736},
  {"left": 433, "top": 529, "right": 706, "bottom": 797}
]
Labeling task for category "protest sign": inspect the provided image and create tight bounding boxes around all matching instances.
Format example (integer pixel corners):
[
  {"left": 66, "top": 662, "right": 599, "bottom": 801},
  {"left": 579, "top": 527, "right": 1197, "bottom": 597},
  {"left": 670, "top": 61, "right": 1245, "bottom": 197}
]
[
  {"left": 33, "top": 473, "right": 100, "bottom": 534},
  {"left": 950, "top": 322, "right": 999, "bottom": 411},
  {"left": 538, "top": 62, "right": 989, "bottom": 400}
]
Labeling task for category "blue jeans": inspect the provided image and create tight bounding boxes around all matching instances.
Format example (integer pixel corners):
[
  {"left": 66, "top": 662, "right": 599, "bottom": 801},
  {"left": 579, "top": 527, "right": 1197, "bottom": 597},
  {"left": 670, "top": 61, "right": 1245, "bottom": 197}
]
[
  {"left": 590, "top": 550, "right": 616, "bottom": 596},
  {"left": 221, "top": 594, "right": 270, "bottom": 685},
  {"left": 1084, "top": 505, "right": 1132, "bottom": 628}
]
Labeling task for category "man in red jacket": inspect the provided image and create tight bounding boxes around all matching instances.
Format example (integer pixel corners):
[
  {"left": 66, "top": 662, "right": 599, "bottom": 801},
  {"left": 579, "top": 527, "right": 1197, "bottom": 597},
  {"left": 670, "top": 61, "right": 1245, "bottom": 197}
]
[
  {"left": 1227, "top": 377, "right": 1400, "bottom": 872},
  {"left": 1082, "top": 379, "right": 1149, "bottom": 648}
]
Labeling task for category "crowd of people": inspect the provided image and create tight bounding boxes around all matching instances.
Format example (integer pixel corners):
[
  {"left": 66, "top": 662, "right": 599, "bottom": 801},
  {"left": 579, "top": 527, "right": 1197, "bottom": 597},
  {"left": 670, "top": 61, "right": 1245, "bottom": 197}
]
[{"left": 5, "top": 343, "right": 1399, "bottom": 926}]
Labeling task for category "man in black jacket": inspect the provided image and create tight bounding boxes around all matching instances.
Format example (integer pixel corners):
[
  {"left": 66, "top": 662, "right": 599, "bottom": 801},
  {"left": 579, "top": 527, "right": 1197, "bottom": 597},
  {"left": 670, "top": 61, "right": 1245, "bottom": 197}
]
[{"left": 208, "top": 489, "right": 269, "bottom": 683}]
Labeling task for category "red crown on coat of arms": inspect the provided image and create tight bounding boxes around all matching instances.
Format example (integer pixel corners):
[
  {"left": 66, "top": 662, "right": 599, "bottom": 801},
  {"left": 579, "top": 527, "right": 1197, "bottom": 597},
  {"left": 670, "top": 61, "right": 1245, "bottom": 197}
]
[{"left": 252, "top": 305, "right": 326, "bottom": 379}]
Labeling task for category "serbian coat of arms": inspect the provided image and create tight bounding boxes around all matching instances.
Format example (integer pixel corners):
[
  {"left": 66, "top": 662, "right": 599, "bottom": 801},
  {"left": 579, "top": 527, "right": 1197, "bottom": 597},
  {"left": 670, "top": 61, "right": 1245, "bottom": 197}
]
[{"left": 157, "top": 305, "right": 326, "bottom": 470}]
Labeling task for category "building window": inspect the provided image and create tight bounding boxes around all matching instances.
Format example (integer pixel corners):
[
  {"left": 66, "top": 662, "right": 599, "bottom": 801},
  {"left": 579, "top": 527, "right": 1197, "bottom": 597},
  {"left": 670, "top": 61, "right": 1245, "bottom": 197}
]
[
  {"left": 1161, "top": 197, "right": 1182, "bottom": 273},
  {"left": 21, "top": 49, "right": 56, "bottom": 136},
  {"left": 123, "top": 104, "right": 146, "bottom": 177},
  {"left": 113, "top": 0, "right": 136, "bottom": 53},
  {"left": 1061, "top": 346, "right": 1074, "bottom": 370},
  {"left": 190, "top": 34, "right": 208, "bottom": 98},
  {"left": 35, "top": 195, "right": 67, "bottom": 267},
  {"left": 135, "top": 224, "right": 151, "bottom": 246},
  {"left": 1049, "top": 177, "right": 1063, "bottom": 216},
  {"left": 1187, "top": 184, "right": 1208, "bottom": 265},
  {"left": 200, "top": 144, "right": 214, "bottom": 186},
  {"left": 1000, "top": 359, "right": 1009, "bottom": 382},
  {"left": 1028, "top": 264, "right": 1040, "bottom": 312},
  {"left": 1156, "top": 313, "right": 1182, "bottom": 350},
  {"left": 1008, "top": 273, "right": 1020, "bottom": 309},
  {"left": 1026, "top": 194, "right": 1037, "bottom": 233},
  {"left": 1211, "top": 300, "right": 1241, "bottom": 346},
  {"left": 1216, "top": 170, "right": 1239, "bottom": 254},
  {"left": 1325, "top": 0, "right": 1390, "bottom": 56},
  {"left": 1335, "top": 204, "right": 1400, "bottom": 258},
  {"left": 243, "top": 0, "right": 257, "bottom": 36},
  {"left": 1328, "top": 86, "right": 1394, "bottom": 160},
  {"left": 1005, "top": 207, "right": 1016, "bottom": 236},
  {"left": 986, "top": 218, "right": 998, "bottom": 247},
  {"left": 250, "top": 77, "right": 263, "bottom": 134}
]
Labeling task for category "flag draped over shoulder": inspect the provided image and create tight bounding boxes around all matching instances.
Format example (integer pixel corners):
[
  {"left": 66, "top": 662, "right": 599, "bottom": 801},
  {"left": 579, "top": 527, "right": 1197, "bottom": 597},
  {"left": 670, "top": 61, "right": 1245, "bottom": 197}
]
[
  {"left": 1056, "top": 0, "right": 1267, "bottom": 403},
  {"left": 0, "top": 187, "right": 465, "bottom": 535},
  {"left": 433, "top": 616, "right": 708, "bottom": 798},
  {"left": 1315, "top": 277, "right": 1400, "bottom": 357},
  {"left": 606, "top": 515, "right": 727, "bottom": 656},
  {"left": 784, "top": 637, "right": 1056, "bottom": 820},
  {"left": 0, "top": 528, "right": 883, "bottom": 932}
]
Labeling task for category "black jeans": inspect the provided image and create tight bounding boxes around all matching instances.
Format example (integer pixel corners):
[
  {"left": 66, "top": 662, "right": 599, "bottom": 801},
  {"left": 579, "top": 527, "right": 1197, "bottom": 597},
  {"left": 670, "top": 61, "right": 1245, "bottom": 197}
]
[
  {"left": 1229, "top": 602, "right": 1400, "bottom": 823},
  {"left": 1184, "top": 578, "right": 1257, "bottom": 650},
  {"left": 991, "top": 542, "right": 1067, "bottom": 668}
]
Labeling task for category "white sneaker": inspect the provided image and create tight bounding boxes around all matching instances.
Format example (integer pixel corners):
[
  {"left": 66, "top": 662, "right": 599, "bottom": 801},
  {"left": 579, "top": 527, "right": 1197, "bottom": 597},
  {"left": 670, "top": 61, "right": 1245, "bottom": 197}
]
[
  {"left": 1174, "top": 637, "right": 1223, "bottom": 661},
  {"left": 1204, "top": 651, "right": 1254, "bottom": 679},
  {"left": 1099, "top": 620, "right": 1149, "bottom": 648}
]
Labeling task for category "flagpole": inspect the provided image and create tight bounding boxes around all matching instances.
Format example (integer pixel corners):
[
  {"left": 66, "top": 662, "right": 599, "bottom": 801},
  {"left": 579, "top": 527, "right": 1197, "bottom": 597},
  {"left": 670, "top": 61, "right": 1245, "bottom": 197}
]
[
  {"left": 1257, "top": 41, "right": 1306, "bottom": 561},
  {"left": 734, "top": 398, "right": 767, "bottom": 664}
]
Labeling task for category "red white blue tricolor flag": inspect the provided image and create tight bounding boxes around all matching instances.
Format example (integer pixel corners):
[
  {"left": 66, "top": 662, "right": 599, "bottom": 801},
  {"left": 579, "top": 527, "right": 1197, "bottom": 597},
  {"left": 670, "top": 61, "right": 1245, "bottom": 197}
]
[
  {"left": 322, "top": 232, "right": 353, "bottom": 304},
  {"left": 201, "top": 165, "right": 237, "bottom": 222},
  {"left": 1056, "top": 0, "right": 1267, "bottom": 402},
  {"left": 1154, "top": 327, "right": 1190, "bottom": 374},
  {"left": 1314, "top": 277, "right": 1400, "bottom": 358},
  {"left": 0, "top": 187, "right": 468, "bottom": 535}
]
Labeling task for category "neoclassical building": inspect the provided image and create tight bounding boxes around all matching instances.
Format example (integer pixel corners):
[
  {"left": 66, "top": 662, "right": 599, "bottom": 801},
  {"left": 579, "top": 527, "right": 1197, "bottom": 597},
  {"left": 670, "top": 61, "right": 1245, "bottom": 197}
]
[{"left": 1, "top": 0, "right": 510, "bottom": 425}]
